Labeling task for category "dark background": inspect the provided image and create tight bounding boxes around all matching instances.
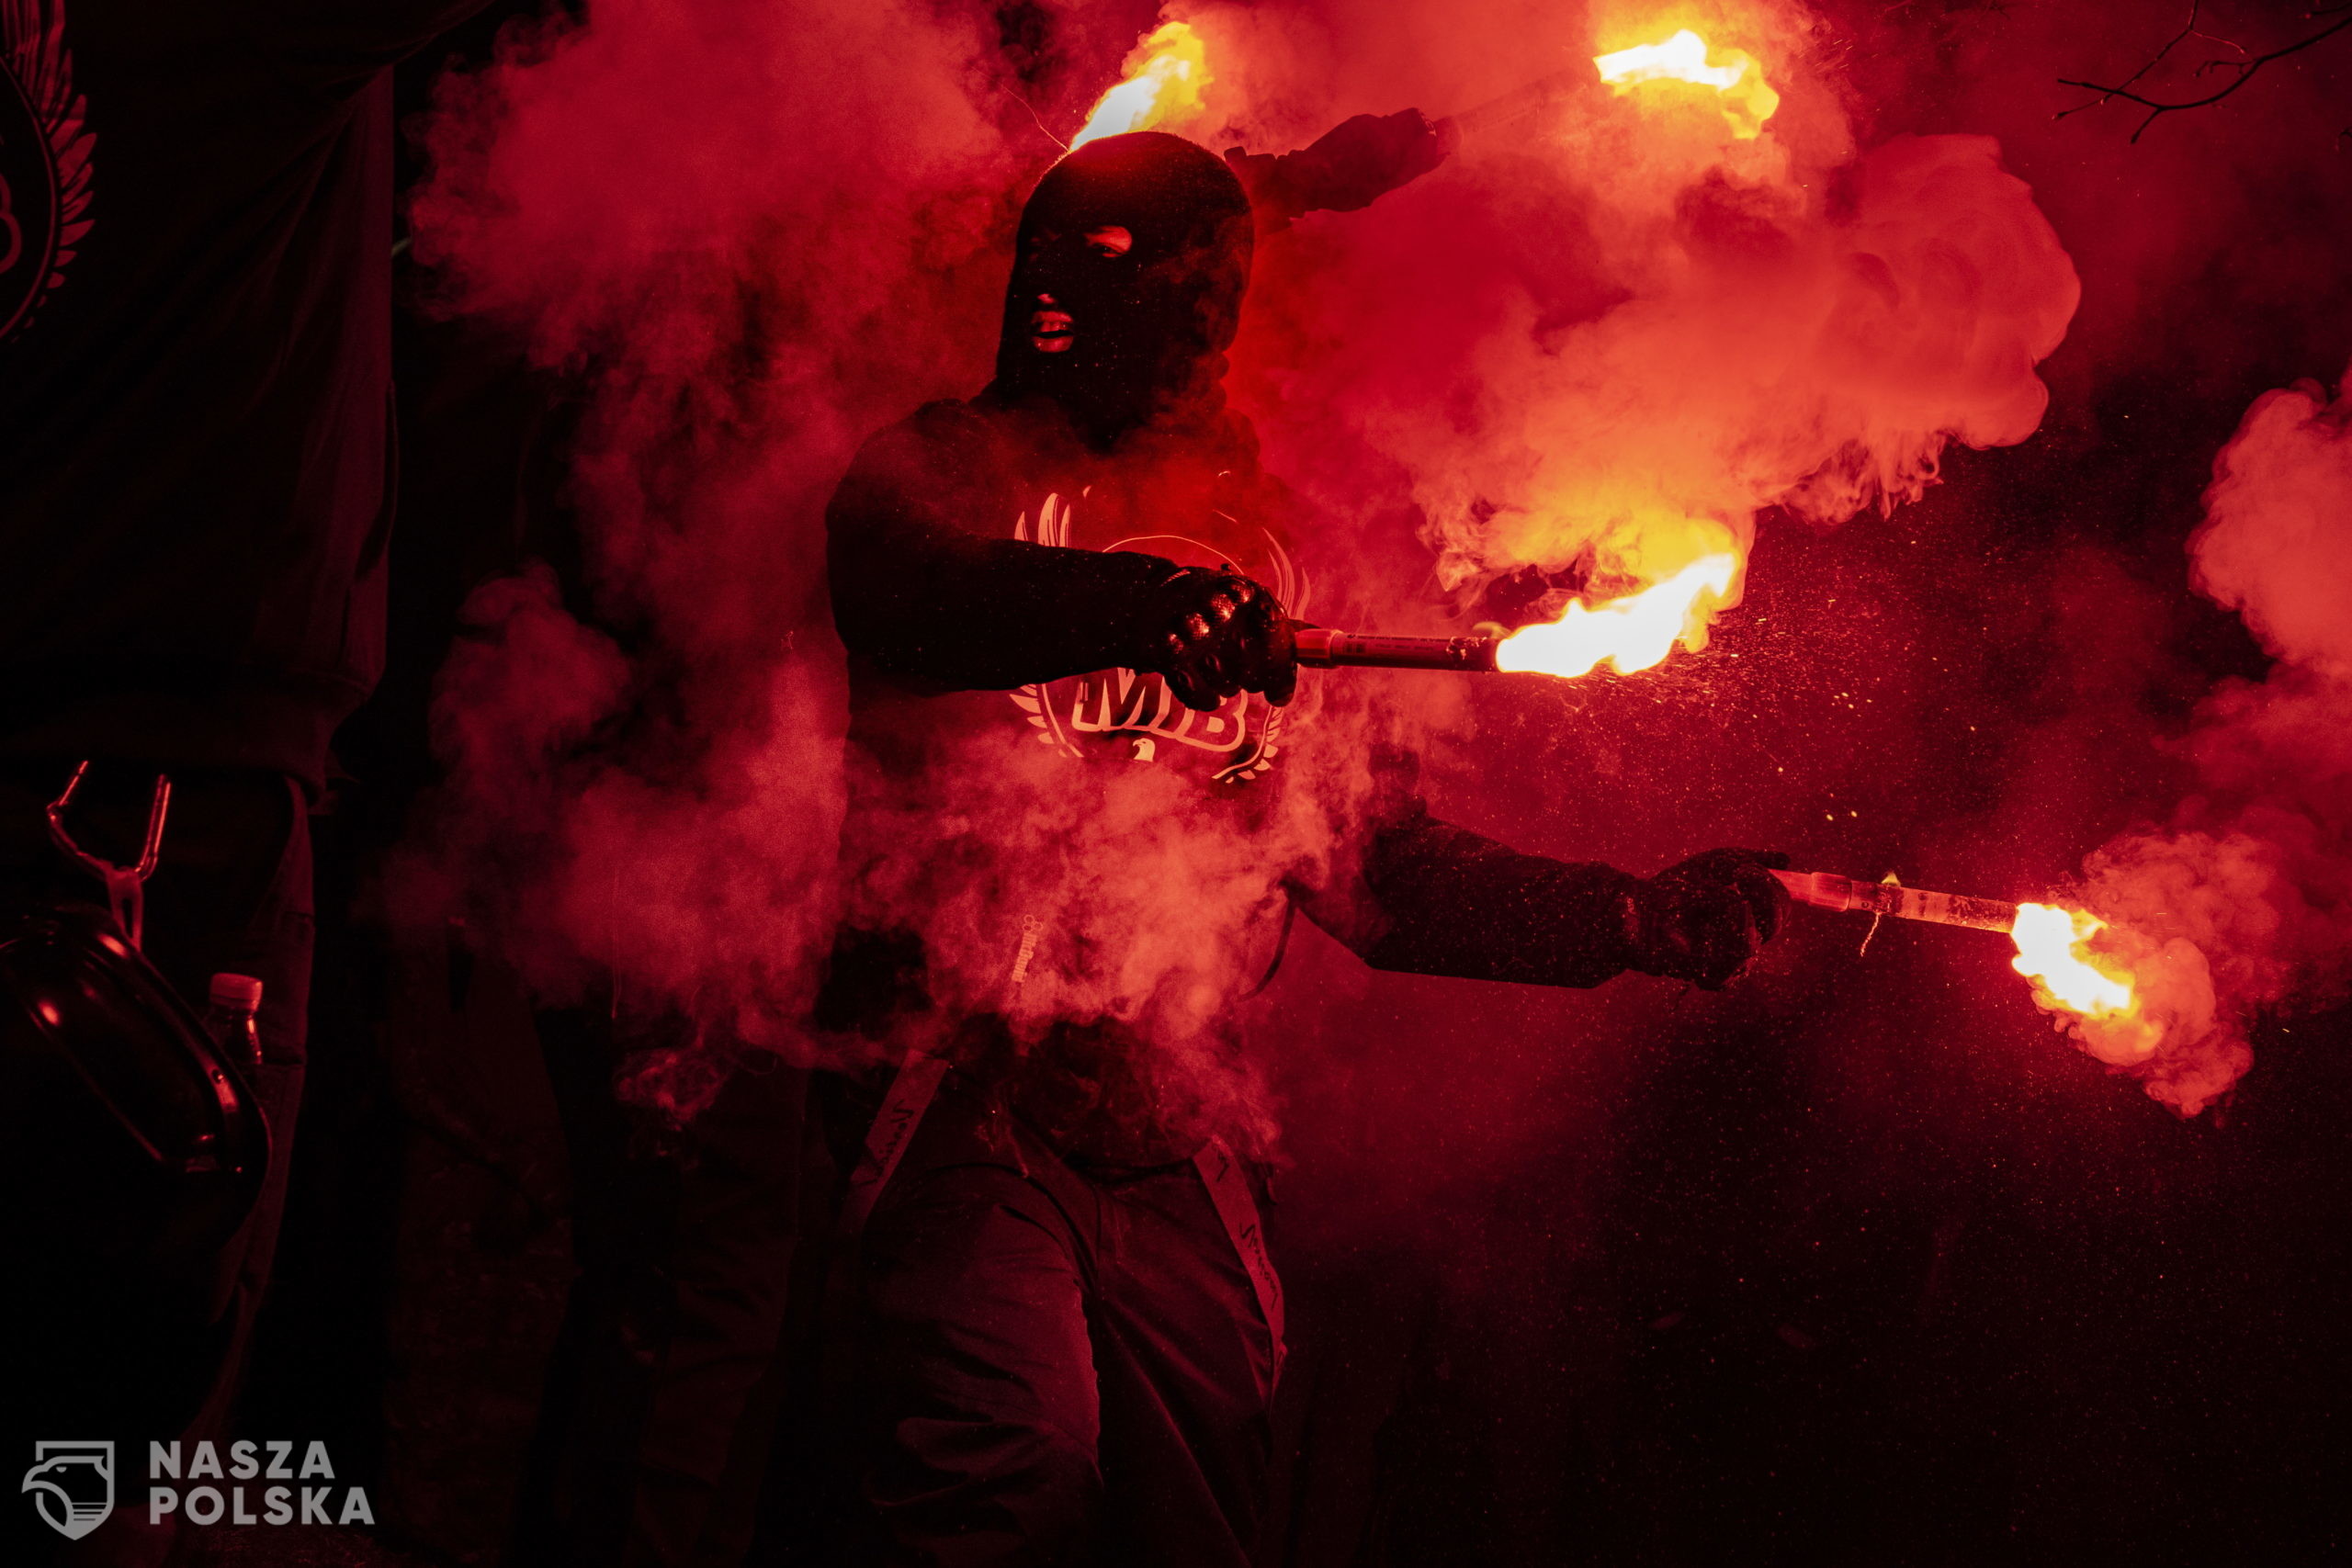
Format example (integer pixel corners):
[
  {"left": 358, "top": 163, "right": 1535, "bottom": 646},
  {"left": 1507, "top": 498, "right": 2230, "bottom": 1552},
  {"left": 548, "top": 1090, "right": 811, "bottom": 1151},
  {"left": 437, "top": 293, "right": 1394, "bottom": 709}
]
[{"left": 208, "top": 2, "right": 2352, "bottom": 1563}]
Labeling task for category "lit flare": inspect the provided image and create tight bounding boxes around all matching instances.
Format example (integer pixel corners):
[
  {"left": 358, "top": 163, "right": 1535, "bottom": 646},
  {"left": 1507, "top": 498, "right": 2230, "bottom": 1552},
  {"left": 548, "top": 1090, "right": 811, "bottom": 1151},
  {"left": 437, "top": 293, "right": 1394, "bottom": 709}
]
[
  {"left": 2009, "top": 903, "right": 2135, "bottom": 1019},
  {"left": 1778, "top": 874, "right": 2163, "bottom": 1064},
  {"left": 1592, "top": 28, "right": 1780, "bottom": 140},
  {"left": 1071, "top": 22, "right": 1209, "bottom": 150},
  {"left": 1494, "top": 551, "right": 1738, "bottom": 679}
]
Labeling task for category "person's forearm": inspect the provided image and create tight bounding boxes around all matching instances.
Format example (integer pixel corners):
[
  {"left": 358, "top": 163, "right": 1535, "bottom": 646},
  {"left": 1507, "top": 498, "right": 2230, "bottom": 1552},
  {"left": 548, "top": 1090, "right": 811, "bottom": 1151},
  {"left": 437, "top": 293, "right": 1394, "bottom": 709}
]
[
  {"left": 829, "top": 506, "right": 1174, "bottom": 691},
  {"left": 1225, "top": 109, "right": 1452, "bottom": 236},
  {"left": 1356, "top": 816, "right": 1640, "bottom": 988}
]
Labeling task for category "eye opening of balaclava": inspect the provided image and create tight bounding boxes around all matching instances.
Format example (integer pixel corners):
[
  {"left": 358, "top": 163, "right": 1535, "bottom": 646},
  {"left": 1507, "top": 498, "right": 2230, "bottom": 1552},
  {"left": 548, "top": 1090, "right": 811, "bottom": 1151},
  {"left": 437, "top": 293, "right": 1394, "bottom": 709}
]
[{"left": 991, "top": 131, "right": 1255, "bottom": 443}]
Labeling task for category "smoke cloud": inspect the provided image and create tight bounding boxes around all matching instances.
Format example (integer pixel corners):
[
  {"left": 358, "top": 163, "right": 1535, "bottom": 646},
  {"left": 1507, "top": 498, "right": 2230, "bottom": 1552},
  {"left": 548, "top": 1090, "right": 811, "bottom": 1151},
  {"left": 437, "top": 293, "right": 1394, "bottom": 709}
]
[
  {"left": 401, "top": 0, "right": 1029, "bottom": 1114},
  {"left": 402, "top": 0, "right": 2087, "bottom": 1130},
  {"left": 1197, "top": 0, "right": 2077, "bottom": 628},
  {"left": 2045, "top": 367, "right": 2352, "bottom": 1114}
]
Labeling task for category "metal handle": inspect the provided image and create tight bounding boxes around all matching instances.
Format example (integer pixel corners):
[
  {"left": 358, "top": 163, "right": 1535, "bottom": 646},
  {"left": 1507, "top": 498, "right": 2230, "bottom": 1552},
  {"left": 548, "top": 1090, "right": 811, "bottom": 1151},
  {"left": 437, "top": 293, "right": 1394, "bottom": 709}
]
[{"left": 1293, "top": 625, "right": 1500, "bottom": 671}]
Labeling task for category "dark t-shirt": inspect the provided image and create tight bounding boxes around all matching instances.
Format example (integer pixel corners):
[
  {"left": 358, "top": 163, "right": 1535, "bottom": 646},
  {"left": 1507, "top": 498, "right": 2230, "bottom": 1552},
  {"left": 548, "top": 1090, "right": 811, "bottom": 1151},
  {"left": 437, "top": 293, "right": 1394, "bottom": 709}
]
[
  {"left": 824, "top": 391, "right": 1642, "bottom": 1159},
  {"left": 832, "top": 395, "right": 1317, "bottom": 791},
  {"left": 826, "top": 395, "right": 1339, "bottom": 1157},
  {"left": 0, "top": 1, "right": 486, "bottom": 791}
]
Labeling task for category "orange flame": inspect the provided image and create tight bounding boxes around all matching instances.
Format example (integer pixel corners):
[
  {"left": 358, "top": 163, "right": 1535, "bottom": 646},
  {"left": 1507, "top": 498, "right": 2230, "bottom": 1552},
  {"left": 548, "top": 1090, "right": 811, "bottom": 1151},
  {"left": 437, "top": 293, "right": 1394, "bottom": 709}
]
[
  {"left": 1494, "top": 538, "right": 1739, "bottom": 680},
  {"left": 1593, "top": 28, "right": 1780, "bottom": 140},
  {"left": 1071, "top": 21, "right": 1210, "bottom": 150},
  {"left": 2009, "top": 902, "right": 2139, "bottom": 1022}
]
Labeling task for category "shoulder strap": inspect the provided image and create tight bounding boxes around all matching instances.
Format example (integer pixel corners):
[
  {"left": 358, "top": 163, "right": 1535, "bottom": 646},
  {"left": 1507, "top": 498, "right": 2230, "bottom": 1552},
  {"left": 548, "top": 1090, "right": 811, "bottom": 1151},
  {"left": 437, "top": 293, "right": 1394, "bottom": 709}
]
[{"left": 836, "top": 1051, "right": 951, "bottom": 1237}]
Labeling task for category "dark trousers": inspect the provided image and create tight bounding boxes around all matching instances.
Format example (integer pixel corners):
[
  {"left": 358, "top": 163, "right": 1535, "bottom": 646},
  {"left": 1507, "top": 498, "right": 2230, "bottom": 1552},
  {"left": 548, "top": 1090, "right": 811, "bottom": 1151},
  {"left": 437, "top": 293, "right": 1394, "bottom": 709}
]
[
  {"left": 0, "top": 760, "right": 312, "bottom": 1568},
  {"left": 516, "top": 1008, "right": 807, "bottom": 1568},
  {"left": 829, "top": 1073, "right": 1277, "bottom": 1568}
]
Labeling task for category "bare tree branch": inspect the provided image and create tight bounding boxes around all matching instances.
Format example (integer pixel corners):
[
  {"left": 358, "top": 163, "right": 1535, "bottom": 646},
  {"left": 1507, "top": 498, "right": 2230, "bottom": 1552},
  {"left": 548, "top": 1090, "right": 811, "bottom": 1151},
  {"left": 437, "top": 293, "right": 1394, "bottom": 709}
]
[{"left": 2058, "top": 2, "right": 2352, "bottom": 142}]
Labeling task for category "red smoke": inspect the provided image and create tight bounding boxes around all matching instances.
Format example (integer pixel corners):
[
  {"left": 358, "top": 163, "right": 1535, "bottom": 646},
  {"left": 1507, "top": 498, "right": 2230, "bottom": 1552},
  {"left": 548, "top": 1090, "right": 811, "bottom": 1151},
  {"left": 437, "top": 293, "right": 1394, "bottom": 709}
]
[
  {"left": 402, "top": 0, "right": 1035, "bottom": 1110},
  {"left": 400, "top": 0, "right": 2091, "bottom": 1122},
  {"left": 2044, "top": 369, "right": 2352, "bottom": 1112},
  {"left": 1188, "top": 0, "right": 2077, "bottom": 636},
  {"left": 400, "top": 0, "right": 2352, "bottom": 1141}
]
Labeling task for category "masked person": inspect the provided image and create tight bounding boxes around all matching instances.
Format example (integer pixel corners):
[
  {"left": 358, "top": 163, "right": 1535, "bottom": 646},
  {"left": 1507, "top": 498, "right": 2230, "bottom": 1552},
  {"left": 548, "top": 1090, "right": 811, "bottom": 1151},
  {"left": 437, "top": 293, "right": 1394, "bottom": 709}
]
[{"left": 814, "top": 130, "right": 1789, "bottom": 1566}]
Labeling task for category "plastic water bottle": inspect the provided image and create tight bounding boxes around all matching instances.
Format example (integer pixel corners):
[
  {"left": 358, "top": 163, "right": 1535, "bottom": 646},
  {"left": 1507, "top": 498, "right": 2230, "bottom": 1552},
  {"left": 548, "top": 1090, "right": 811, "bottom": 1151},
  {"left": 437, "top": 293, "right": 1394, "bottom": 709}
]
[{"left": 203, "top": 973, "right": 265, "bottom": 1071}]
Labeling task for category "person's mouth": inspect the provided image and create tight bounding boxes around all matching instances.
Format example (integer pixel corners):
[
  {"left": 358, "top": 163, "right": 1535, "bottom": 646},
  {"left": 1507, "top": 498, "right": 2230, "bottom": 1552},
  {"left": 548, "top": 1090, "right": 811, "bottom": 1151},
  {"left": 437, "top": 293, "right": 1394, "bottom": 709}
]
[{"left": 1030, "top": 310, "right": 1074, "bottom": 354}]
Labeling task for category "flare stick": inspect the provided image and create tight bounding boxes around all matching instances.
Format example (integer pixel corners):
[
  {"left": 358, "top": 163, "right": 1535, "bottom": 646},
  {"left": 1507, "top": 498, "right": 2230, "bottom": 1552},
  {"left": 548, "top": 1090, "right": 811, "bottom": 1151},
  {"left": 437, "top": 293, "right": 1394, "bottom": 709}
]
[
  {"left": 1771, "top": 870, "right": 2018, "bottom": 933},
  {"left": 1292, "top": 626, "right": 1501, "bottom": 672},
  {"left": 1438, "top": 66, "right": 1587, "bottom": 141}
]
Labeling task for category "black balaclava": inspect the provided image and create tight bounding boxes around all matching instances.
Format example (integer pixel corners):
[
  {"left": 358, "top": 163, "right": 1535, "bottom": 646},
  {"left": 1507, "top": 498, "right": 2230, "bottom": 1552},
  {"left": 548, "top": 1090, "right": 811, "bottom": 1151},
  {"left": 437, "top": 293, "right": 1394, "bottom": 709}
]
[{"left": 989, "top": 131, "right": 1255, "bottom": 446}]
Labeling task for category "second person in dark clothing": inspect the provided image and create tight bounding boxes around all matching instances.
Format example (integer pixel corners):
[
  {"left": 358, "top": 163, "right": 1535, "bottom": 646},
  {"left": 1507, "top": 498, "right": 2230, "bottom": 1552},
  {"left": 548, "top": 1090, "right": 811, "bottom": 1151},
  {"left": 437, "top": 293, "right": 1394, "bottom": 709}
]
[{"left": 0, "top": 6, "right": 491, "bottom": 1565}]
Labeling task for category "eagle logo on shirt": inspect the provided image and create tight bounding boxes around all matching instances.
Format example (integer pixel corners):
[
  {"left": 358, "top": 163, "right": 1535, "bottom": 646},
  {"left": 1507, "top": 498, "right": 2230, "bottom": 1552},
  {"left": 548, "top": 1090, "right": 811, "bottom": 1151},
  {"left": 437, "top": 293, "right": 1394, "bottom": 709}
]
[
  {"left": 1010, "top": 491, "right": 1309, "bottom": 784},
  {"left": 1, "top": 0, "right": 95, "bottom": 345}
]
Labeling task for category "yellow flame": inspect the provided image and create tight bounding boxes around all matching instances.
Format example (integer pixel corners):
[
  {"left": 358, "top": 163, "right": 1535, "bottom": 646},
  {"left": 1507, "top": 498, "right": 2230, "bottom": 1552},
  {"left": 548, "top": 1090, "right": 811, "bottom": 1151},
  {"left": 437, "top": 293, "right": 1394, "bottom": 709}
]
[
  {"left": 1072, "top": 21, "right": 1210, "bottom": 150},
  {"left": 2009, "top": 903, "right": 2135, "bottom": 1018},
  {"left": 1494, "top": 548, "right": 1739, "bottom": 679},
  {"left": 1593, "top": 28, "right": 1780, "bottom": 140}
]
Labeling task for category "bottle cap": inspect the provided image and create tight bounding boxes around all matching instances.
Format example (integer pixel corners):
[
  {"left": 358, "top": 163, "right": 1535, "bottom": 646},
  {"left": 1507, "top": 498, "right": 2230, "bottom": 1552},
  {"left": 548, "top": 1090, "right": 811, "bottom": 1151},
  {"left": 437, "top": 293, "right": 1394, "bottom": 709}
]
[{"left": 208, "top": 973, "right": 264, "bottom": 1011}]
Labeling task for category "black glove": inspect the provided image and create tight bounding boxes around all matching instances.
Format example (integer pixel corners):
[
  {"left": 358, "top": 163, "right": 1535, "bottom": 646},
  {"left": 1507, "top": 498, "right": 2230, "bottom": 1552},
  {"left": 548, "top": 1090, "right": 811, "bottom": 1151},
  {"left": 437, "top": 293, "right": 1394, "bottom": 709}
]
[
  {"left": 1127, "top": 565, "right": 1297, "bottom": 711},
  {"left": 1226, "top": 109, "right": 1453, "bottom": 230},
  {"left": 1626, "top": 848, "right": 1791, "bottom": 989},
  {"left": 1282, "top": 109, "right": 1452, "bottom": 212}
]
